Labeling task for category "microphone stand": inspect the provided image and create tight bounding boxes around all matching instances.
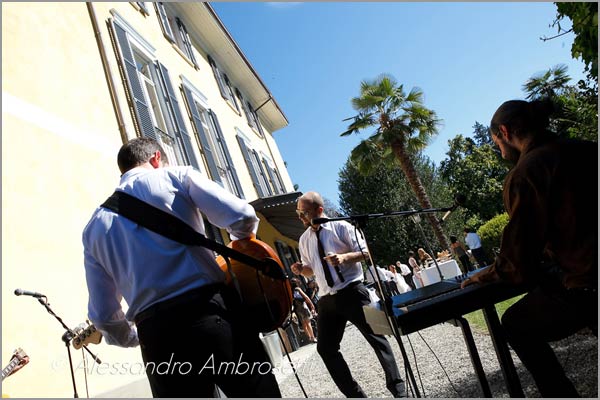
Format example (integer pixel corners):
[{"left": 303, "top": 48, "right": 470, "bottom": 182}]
[
  {"left": 34, "top": 296, "right": 102, "bottom": 398},
  {"left": 317, "top": 204, "right": 454, "bottom": 398}
]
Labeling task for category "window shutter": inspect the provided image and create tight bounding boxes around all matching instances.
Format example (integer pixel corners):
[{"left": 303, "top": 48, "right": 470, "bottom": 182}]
[
  {"left": 251, "top": 106, "right": 264, "bottom": 136},
  {"left": 223, "top": 75, "right": 239, "bottom": 112},
  {"left": 181, "top": 86, "right": 222, "bottom": 185},
  {"left": 208, "top": 55, "right": 229, "bottom": 100},
  {"left": 175, "top": 17, "right": 198, "bottom": 67},
  {"left": 263, "top": 159, "right": 280, "bottom": 194},
  {"left": 136, "top": 2, "right": 149, "bottom": 15},
  {"left": 254, "top": 150, "right": 272, "bottom": 196},
  {"left": 155, "top": 63, "right": 200, "bottom": 170},
  {"left": 272, "top": 167, "right": 286, "bottom": 193},
  {"left": 236, "top": 89, "right": 253, "bottom": 127},
  {"left": 236, "top": 135, "right": 264, "bottom": 197},
  {"left": 110, "top": 20, "right": 156, "bottom": 140},
  {"left": 155, "top": 2, "right": 175, "bottom": 43},
  {"left": 208, "top": 110, "right": 244, "bottom": 198}
]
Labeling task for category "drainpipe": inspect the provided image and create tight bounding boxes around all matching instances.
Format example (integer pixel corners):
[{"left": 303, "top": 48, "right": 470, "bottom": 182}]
[{"left": 87, "top": 2, "right": 129, "bottom": 144}]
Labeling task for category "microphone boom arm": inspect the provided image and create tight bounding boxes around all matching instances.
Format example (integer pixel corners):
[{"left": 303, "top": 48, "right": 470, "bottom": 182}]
[{"left": 312, "top": 205, "right": 455, "bottom": 226}]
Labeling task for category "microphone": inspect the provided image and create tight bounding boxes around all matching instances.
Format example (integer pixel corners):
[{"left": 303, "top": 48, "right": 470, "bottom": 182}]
[
  {"left": 441, "top": 194, "right": 466, "bottom": 222},
  {"left": 14, "top": 288, "right": 46, "bottom": 298},
  {"left": 311, "top": 217, "right": 330, "bottom": 225}
]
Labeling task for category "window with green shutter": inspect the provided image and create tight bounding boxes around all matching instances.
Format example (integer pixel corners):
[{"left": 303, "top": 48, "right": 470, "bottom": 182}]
[{"left": 109, "top": 16, "right": 198, "bottom": 170}]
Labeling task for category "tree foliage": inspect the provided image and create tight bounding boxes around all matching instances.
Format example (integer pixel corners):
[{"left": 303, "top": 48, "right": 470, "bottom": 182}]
[
  {"left": 439, "top": 126, "right": 509, "bottom": 224},
  {"left": 548, "top": 2, "right": 598, "bottom": 78},
  {"left": 338, "top": 154, "right": 460, "bottom": 267},
  {"left": 522, "top": 65, "right": 597, "bottom": 142}
]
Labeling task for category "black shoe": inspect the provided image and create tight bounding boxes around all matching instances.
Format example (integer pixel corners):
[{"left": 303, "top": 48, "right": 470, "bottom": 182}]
[{"left": 390, "top": 379, "right": 406, "bottom": 398}]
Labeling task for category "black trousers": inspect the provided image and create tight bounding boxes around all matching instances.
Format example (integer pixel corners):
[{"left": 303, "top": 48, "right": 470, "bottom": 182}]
[
  {"left": 135, "top": 285, "right": 281, "bottom": 398},
  {"left": 471, "top": 247, "right": 488, "bottom": 267},
  {"left": 458, "top": 254, "right": 473, "bottom": 273},
  {"left": 316, "top": 282, "right": 405, "bottom": 398},
  {"left": 501, "top": 284, "right": 597, "bottom": 397}
]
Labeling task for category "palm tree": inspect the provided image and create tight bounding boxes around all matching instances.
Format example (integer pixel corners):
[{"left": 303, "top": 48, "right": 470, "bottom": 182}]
[
  {"left": 522, "top": 64, "right": 571, "bottom": 100},
  {"left": 341, "top": 74, "right": 450, "bottom": 251}
]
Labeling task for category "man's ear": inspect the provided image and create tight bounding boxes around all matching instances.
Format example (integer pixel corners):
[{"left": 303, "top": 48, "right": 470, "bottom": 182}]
[
  {"left": 149, "top": 151, "right": 162, "bottom": 169},
  {"left": 498, "top": 124, "right": 511, "bottom": 141}
]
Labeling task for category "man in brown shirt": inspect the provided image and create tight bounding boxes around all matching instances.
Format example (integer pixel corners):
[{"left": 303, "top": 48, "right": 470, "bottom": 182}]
[{"left": 461, "top": 99, "right": 597, "bottom": 397}]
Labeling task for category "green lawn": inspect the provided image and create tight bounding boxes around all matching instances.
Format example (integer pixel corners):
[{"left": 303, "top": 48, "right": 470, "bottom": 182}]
[{"left": 464, "top": 295, "right": 525, "bottom": 333}]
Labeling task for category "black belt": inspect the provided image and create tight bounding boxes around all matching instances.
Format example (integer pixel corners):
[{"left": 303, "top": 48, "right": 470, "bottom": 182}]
[{"left": 134, "top": 283, "right": 223, "bottom": 325}]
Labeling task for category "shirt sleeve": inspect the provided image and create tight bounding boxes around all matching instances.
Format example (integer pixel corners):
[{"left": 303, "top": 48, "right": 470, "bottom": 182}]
[
  {"left": 339, "top": 222, "right": 367, "bottom": 254},
  {"left": 185, "top": 169, "right": 259, "bottom": 240},
  {"left": 84, "top": 247, "right": 139, "bottom": 348},
  {"left": 299, "top": 233, "right": 313, "bottom": 269}
]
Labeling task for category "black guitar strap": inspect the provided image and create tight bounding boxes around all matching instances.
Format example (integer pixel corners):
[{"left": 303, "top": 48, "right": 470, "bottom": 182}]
[{"left": 100, "top": 191, "right": 285, "bottom": 280}]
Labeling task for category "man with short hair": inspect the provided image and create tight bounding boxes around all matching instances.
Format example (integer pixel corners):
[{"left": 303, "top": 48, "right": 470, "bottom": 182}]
[
  {"left": 83, "top": 137, "right": 281, "bottom": 397},
  {"left": 461, "top": 99, "right": 597, "bottom": 397},
  {"left": 291, "top": 191, "right": 405, "bottom": 398}
]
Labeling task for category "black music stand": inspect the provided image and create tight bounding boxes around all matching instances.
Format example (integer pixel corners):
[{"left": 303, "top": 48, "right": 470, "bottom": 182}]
[{"left": 318, "top": 203, "right": 457, "bottom": 398}]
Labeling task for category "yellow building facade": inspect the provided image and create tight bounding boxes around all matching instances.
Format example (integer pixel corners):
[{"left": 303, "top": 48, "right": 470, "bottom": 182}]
[{"left": 2, "top": 2, "right": 303, "bottom": 397}]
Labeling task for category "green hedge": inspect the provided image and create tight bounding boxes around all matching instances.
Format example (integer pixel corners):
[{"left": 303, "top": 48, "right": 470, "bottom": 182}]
[{"left": 477, "top": 213, "right": 509, "bottom": 261}]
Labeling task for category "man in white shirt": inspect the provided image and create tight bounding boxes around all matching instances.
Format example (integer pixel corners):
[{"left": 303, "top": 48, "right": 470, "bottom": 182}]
[
  {"left": 463, "top": 228, "right": 489, "bottom": 267},
  {"left": 83, "top": 138, "right": 281, "bottom": 397},
  {"left": 291, "top": 192, "right": 405, "bottom": 398}
]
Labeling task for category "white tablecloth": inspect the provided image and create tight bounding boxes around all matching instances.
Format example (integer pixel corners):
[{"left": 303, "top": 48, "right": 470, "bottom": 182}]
[{"left": 417, "top": 260, "right": 462, "bottom": 287}]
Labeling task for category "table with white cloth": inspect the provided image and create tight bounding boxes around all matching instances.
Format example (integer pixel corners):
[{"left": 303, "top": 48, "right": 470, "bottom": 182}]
[{"left": 417, "top": 259, "right": 462, "bottom": 287}]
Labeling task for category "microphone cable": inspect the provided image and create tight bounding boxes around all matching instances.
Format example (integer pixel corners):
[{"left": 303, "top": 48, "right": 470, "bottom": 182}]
[{"left": 414, "top": 330, "right": 464, "bottom": 397}]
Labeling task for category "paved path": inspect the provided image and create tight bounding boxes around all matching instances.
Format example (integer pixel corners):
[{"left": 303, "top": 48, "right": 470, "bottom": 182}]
[{"left": 276, "top": 322, "right": 598, "bottom": 398}]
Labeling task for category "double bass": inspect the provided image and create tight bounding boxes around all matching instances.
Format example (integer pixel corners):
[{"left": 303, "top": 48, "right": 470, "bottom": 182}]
[{"left": 216, "top": 236, "right": 293, "bottom": 333}]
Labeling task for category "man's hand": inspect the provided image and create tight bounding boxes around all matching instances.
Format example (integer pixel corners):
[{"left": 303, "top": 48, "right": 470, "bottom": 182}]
[
  {"left": 461, "top": 268, "right": 499, "bottom": 289},
  {"left": 324, "top": 253, "right": 343, "bottom": 266}
]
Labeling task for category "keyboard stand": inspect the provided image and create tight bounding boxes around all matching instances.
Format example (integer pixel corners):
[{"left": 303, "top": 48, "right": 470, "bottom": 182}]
[
  {"left": 483, "top": 305, "right": 525, "bottom": 397},
  {"left": 455, "top": 317, "right": 492, "bottom": 397}
]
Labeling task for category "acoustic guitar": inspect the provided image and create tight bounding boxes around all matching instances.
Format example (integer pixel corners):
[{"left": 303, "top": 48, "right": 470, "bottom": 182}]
[
  {"left": 1, "top": 348, "right": 28, "bottom": 382},
  {"left": 216, "top": 237, "right": 293, "bottom": 333}
]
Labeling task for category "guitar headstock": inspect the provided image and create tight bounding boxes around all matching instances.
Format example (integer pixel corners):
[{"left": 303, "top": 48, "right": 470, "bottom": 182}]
[
  {"left": 72, "top": 321, "right": 102, "bottom": 349},
  {"left": 11, "top": 348, "right": 28, "bottom": 365}
]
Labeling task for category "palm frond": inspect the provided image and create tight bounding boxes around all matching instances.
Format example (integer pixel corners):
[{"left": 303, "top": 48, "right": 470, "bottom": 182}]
[
  {"left": 340, "top": 112, "right": 376, "bottom": 136},
  {"left": 349, "top": 139, "right": 385, "bottom": 175}
]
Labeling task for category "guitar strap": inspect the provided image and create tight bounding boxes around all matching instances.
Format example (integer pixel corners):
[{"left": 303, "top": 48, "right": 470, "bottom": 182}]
[{"left": 100, "top": 191, "right": 285, "bottom": 280}]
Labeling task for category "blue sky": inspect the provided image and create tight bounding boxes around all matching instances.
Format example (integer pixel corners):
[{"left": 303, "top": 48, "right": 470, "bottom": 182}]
[{"left": 211, "top": 2, "right": 586, "bottom": 207}]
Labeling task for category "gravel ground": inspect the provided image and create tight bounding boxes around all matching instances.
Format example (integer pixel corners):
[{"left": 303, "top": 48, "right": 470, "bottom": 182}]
[{"left": 276, "top": 322, "right": 598, "bottom": 398}]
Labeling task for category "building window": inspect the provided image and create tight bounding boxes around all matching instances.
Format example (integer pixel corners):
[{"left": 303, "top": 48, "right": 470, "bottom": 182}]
[
  {"left": 181, "top": 83, "right": 244, "bottom": 198},
  {"left": 208, "top": 55, "right": 240, "bottom": 113},
  {"left": 262, "top": 156, "right": 286, "bottom": 194},
  {"left": 236, "top": 132, "right": 273, "bottom": 198},
  {"left": 235, "top": 89, "right": 264, "bottom": 137},
  {"left": 154, "top": 3, "right": 198, "bottom": 67},
  {"left": 131, "top": 2, "right": 149, "bottom": 15},
  {"left": 109, "top": 17, "right": 200, "bottom": 171}
]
